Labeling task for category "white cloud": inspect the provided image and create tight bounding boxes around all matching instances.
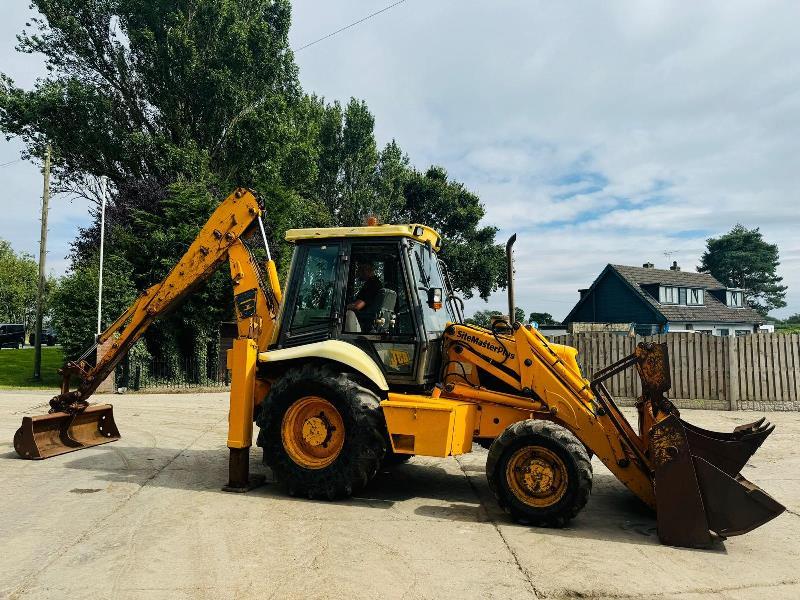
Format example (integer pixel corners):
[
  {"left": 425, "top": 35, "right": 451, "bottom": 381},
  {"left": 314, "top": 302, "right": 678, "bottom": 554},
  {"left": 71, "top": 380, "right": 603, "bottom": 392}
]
[
  {"left": 292, "top": 0, "right": 800, "bottom": 318},
  {"left": 1, "top": 1, "right": 797, "bottom": 319}
]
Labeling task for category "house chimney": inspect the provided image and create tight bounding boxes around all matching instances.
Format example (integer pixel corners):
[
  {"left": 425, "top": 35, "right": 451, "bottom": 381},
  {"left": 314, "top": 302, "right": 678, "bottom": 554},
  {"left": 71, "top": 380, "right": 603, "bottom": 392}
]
[
  {"left": 642, "top": 262, "right": 654, "bottom": 269},
  {"left": 670, "top": 261, "right": 680, "bottom": 271},
  {"left": 579, "top": 288, "right": 589, "bottom": 299}
]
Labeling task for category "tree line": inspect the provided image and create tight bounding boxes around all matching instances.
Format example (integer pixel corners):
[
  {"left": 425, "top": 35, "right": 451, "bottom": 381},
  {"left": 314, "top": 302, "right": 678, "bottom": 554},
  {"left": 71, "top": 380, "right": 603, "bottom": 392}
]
[
  {"left": 1, "top": 2, "right": 788, "bottom": 367},
  {"left": 0, "top": 0, "right": 506, "bottom": 363},
  {"left": 0, "top": 240, "right": 56, "bottom": 331},
  {"left": 467, "top": 309, "right": 557, "bottom": 328}
]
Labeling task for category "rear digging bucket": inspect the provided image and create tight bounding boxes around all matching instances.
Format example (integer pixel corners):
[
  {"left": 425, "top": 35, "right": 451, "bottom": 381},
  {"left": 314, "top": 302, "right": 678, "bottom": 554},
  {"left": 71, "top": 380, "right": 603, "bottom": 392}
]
[{"left": 14, "top": 404, "right": 121, "bottom": 459}]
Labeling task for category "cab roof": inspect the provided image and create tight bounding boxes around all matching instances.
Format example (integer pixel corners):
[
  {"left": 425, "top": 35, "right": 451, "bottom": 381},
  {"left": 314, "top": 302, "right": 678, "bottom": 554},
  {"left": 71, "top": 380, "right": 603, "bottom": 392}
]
[{"left": 285, "top": 224, "right": 442, "bottom": 252}]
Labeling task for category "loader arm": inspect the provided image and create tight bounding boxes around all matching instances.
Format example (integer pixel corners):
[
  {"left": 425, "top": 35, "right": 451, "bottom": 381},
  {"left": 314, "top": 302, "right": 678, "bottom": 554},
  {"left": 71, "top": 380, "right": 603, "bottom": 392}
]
[
  {"left": 441, "top": 323, "right": 656, "bottom": 505},
  {"left": 15, "top": 188, "right": 283, "bottom": 467},
  {"left": 437, "top": 321, "right": 784, "bottom": 547}
]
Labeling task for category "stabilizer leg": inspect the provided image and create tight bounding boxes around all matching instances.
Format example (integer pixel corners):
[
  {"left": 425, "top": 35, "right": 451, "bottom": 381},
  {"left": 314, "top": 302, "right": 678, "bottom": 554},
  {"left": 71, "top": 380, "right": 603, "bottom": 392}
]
[
  {"left": 222, "top": 338, "right": 266, "bottom": 493},
  {"left": 223, "top": 447, "right": 266, "bottom": 493}
]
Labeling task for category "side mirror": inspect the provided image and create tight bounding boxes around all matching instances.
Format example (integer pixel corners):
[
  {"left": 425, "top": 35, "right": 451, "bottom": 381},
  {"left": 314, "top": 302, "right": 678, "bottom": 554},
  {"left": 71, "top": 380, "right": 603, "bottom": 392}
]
[{"left": 427, "top": 287, "right": 443, "bottom": 310}]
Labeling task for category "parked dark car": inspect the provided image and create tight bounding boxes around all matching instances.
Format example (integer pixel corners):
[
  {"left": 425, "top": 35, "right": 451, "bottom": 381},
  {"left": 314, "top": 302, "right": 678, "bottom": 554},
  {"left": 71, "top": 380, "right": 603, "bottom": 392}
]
[
  {"left": 28, "top": 329, "right": 57, "bottom": 347},
  {"left": 0, "top": 324, "right": 25, "bottom": 349}
]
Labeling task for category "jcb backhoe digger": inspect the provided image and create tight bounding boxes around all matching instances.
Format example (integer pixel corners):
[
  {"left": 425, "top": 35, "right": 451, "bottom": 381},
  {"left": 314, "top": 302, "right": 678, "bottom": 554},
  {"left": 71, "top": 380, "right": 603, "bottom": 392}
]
[{"left": 14, "top": 188, "right": 784, "bottom": 548}]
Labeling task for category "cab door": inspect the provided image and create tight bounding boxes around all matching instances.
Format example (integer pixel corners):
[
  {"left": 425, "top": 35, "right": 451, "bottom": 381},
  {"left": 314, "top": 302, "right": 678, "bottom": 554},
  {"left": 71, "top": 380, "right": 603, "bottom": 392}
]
[
  {"left": 338, "top": 239, "right": 424, "bottom": 387},
  {"left": 406, "top": 240, "right": 453, "bottom": 383}
]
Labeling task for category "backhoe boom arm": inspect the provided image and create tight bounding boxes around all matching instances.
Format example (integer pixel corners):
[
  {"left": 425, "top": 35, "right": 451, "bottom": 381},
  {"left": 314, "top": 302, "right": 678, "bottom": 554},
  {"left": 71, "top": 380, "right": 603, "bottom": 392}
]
[{"left": 52, "top": 188, "right": 276, "bottom": 413}]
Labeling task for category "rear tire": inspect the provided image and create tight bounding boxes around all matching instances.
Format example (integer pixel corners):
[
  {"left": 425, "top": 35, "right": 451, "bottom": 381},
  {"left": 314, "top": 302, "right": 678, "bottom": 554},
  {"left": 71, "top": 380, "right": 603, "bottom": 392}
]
[
  {"left": 486, "top": 419, "right": 592, "bottom": 527},
  {"left": 256, "top": 363, "right": 386, "bottom": 499}
]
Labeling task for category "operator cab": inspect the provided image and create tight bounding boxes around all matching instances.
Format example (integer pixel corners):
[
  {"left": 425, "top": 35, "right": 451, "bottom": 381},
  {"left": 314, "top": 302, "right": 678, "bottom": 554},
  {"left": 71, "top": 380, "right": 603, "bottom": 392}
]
[{"left": 277, "top": 224, "right": 461, "bottom": 389}]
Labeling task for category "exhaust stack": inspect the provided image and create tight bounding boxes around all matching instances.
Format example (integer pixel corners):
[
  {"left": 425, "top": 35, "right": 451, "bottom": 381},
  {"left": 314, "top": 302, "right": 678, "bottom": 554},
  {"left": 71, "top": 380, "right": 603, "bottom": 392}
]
[{"left": 506, "top": 234, "right": 517, "bottom": 325}]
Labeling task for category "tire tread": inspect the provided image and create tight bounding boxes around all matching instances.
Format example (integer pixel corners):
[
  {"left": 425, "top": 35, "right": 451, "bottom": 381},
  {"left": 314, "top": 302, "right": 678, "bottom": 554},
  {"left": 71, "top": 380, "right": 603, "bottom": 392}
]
[
  {"left": 256, "top": 362, "right": 385, "bottom": 499},
  {"left": 486, "top": 419, "right": 592, "bottom": 527}
]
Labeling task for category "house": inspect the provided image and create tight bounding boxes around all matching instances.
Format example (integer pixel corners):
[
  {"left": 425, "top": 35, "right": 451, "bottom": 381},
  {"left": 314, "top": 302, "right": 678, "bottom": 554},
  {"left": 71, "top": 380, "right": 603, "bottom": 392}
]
[{"left": 563, "top": 261, "right": 764, "bottom": 337}]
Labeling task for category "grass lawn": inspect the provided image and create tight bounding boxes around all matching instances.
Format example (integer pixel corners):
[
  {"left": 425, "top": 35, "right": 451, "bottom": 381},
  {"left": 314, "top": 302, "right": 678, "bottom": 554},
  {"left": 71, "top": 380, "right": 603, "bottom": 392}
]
[{"left": 0, "top": 346, "right": 64, "bottom": 389}]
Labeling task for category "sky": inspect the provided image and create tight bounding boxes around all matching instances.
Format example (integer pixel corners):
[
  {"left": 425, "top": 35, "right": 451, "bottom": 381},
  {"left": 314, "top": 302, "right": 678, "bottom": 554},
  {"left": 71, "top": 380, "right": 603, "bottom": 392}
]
[{"left": 1, "top": 1, "right": 799, "bottom": 320}]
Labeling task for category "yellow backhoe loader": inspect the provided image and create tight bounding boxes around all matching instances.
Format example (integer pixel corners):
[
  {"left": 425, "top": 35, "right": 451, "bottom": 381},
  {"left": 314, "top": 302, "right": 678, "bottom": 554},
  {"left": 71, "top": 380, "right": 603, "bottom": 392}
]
[{"left": 14, "top": 188, "right": 784, "bottom": 548}]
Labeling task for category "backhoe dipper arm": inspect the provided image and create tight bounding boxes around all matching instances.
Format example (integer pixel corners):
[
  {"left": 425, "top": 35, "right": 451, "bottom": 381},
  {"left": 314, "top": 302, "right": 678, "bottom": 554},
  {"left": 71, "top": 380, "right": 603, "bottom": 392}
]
[{"left": 52, "top": 188, "right": 276, "bottom": 413}]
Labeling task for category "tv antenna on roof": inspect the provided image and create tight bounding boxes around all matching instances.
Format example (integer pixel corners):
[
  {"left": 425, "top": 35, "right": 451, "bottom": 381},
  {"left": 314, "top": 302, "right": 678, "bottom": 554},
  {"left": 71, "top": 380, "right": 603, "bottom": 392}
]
[{"left": 663, "top": 250, "right": 677, "bottom": 266}]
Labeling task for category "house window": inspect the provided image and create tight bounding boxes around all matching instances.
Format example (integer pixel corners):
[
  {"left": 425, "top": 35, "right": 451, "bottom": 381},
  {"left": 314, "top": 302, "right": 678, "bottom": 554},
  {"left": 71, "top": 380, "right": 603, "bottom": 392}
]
[
  {"left": 687, "top": 288, "right": 703, "bottom": 305},
  {"left": 659, "top": 286, "right": 676, "bottom": 304},
  {"left": 727, "top": 290, "right": 744, "bottom": 307},
  {"left": 718, "top": 328, "right": 730, "bottom": 337},
  {"left": 735, "top": 330, "right": 750, "bottom": 337},
  {"left": 678, "top": 288, "right": 687, "bottom": 305},
  {"left": 685, "top": 324, "right": 693, "bottom": 330}
]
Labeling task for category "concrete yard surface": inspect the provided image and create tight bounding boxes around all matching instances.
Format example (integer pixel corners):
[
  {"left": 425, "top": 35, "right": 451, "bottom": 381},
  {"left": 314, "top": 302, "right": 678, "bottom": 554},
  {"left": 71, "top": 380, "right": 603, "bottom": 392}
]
[{"left": 1, "top": 390, "right": 799, "bottom": 600}]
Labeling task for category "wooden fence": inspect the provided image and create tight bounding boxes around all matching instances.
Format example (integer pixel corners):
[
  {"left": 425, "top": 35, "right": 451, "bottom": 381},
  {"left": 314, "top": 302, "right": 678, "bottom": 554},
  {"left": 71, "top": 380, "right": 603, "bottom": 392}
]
[{"left": 547, "top": 333, "right": 800, "bottom": 411}]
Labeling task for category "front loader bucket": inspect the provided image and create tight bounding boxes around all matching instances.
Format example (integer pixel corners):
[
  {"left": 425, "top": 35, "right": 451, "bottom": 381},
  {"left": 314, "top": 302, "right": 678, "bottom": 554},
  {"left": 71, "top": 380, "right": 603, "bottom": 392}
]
[
  {"left": 591, "top": 342, "right": 785, "bottom": 549},
  {"left": 650, "top": 414, "right": 784, "bottom": 548},
  {"left": 14, "top": 404, "right": 120, "bottom": 460}
]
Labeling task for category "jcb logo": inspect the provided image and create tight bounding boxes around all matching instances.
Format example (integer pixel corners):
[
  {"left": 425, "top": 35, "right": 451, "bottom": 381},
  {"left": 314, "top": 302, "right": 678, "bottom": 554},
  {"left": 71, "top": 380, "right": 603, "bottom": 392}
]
[
  {"left": 235, "top": 289, "right": 257, "bottom": 318},
  {"left": 389, "top": 349, "right": 411, "bottom": 369}
]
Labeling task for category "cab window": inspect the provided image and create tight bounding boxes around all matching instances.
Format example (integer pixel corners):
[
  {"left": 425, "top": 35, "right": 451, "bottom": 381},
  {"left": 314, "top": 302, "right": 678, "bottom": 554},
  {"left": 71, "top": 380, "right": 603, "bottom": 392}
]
[
  {"left": 290, "top": 244, "right": 340, "bottom": 330},
  {"left": 408, "top": 241, "right": 452, "bottom": 336}
]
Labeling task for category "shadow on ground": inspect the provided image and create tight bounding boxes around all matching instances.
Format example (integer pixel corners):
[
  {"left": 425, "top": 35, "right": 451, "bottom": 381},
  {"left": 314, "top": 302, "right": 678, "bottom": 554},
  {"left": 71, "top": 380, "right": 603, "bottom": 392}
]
[{"left": 0, "top": 443, "right": 723, "bottom": 550}]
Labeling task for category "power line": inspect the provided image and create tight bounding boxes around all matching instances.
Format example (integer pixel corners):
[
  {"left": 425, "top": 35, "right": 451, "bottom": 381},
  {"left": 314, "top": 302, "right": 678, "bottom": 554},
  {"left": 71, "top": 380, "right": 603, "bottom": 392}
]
[
  {"left": 293, "top": 0, "right": 408, "bottom": 53},
  {"left": 0, "top": 158, "right": 23, "bottom": 168}
]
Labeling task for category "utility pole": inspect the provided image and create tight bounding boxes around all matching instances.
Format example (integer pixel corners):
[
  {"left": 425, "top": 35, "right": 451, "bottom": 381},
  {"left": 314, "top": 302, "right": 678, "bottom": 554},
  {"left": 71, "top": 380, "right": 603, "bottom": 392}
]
[
  {"left": 33, "top": 144, "right": 51, "bottom": 381},
  {"left": 97, "top": 176, "right": 108, "bottom": 337}
]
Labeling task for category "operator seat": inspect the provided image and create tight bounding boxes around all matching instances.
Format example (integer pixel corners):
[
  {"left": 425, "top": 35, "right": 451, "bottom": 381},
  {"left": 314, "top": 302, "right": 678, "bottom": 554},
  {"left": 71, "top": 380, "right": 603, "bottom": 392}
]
[{"left": 344, "top": 310, "right": 361, "bottom": 333}]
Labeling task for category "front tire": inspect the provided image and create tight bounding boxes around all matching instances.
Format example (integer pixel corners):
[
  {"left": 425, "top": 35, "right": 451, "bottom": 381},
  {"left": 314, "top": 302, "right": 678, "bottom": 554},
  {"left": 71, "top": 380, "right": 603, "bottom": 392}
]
[
  {"left": 486, "top": 420, "right": 592, "bottom": 527},
  {"left": 256, "top": 363, "right": 386, "bottom": 499}
]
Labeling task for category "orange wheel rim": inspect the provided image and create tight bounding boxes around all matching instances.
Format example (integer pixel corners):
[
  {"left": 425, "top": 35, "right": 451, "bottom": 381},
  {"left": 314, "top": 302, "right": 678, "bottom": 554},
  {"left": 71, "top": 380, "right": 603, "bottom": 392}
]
[
  {"left": 281, "top": 396, "right": 345, "bottom": 469},
  {"left": 505, "top": 446, "right": 568, "bottom": 508}
]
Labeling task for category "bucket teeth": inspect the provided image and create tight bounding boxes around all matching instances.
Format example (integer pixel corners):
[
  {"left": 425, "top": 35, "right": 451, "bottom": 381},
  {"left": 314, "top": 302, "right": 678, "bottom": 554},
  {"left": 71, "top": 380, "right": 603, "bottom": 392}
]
[
  {"left": 650, "top": 414, "right": 784, "bottom": 548},
  {"left": 733, "top": 417, "right": 766, "bottom": 435},
  {"left": 681, "top": 418, "right": 774, "bottom": 477}
]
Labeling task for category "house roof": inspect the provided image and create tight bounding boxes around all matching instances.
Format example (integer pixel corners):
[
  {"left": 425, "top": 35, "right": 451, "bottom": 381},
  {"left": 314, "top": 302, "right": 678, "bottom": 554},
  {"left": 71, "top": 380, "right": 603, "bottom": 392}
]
[{"left": 610, "top": 264, "right": 763, "bottom": 324}]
